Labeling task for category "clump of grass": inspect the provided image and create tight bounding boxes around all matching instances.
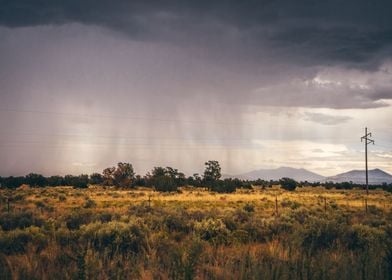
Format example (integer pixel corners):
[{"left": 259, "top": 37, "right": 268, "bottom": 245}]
[
  {"left": 83, "top": 198, "right": 97, "bottom": 208},
  {"left": 243, "top": 203, "right": 255, "bottom": 212}
]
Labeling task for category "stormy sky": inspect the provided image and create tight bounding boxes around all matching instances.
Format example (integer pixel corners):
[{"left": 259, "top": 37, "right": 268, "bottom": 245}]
[{"left": 0, "top": 0, "right": 392, "bottom": 176}]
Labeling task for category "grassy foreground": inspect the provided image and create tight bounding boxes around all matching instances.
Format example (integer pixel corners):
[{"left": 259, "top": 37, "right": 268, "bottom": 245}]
[{"left": 1, "top": 186, "right": 392, "bottom": 279}]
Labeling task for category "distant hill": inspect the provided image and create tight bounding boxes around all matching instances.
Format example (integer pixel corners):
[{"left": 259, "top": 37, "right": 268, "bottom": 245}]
[
  {"left": 325, "top": 168, "right": 392, "bottom": 185},
  {"left": 233, "top": 167, "right": 325, "bottom": 182}
]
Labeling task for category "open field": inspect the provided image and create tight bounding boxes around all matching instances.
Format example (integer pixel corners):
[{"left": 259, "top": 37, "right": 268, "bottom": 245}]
[{"left": 1, "top": 186, "right": 392, "bottom": 279}]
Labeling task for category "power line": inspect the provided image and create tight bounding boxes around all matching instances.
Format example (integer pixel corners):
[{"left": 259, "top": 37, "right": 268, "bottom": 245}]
[
  {"left": 374, "top": 143, "right": 392, "bottom": 150},
  {"left": 0, "top": 108, "right": 259, "bottom": 127},
  {"left": 0, "top": 130, "right": 363, "bottom": 143}
]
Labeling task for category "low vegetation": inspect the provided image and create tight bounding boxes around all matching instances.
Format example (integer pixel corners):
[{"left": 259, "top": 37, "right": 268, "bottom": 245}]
[
  {"left": 1, "top": 161, "right": 391, "bottom": 279},
  {"left": 0, "top": 185, "right": 391, "bottom": 279}
]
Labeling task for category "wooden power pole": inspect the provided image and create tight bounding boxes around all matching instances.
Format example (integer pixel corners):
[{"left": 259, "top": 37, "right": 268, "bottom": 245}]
[{"left": 361, "top": 127, "right": 374, "bottom": 196}]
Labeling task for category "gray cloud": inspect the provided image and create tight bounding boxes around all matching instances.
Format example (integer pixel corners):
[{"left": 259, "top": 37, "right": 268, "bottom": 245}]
[
  {"left": 250, "top": 63, "right": 392, "bottom": 109},
  {"left": 1, "top": 0, "right": 392, "bottom": 68},
  {"left": 303, "top": 112, "right": 352, "bottom": 125},
  {"left": 1, "top": 1, "right": 392, "bottom": 176}
]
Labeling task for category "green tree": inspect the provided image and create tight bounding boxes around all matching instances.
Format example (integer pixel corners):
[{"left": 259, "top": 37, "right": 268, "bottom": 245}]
[
  {"left": 113, "top": 162, "right": 135, "bottom": 188},
  {"left": 89, "top": 173, "right": 103, "bottom": 185},
  {"left": 25, "top": 173, "right": 46, "bottom": 187},
  {"left": 149, "top": 166, "right": 184, "bottom": 192},
  {"left": 102, "top": 167, "right": 116, "bottom": 186},
  {"left": 73, "top": 174, "right": 89, "bottom": 188},
  {"left": 47, "top": 176, "right": 64, "bottom": 187},
  {"left": 279, "top": 177, "right": 298, "bottom": 191},
  {"left": 203, "top": 160, "right": 221, "bottom": 190}
]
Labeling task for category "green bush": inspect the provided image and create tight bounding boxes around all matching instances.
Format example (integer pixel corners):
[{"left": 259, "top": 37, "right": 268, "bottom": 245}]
[
  {"left": 241, "top": 218, "right": 272, "bottom": 242},
  {"left": 243, "top": 203, "right": 255, "bottom": 213},
  {"left": 0, "top": 212, "right": 44, "bottom": 231},
  {"left": 0, "top": 226, "right": 48, "bottom": 254},
  {"left": 194, "top": 218, "right": 230, "bottom": 244},
  {"left": 83, "top": 198, "right": 97, "bottom": 208},
  {"left": 299, "top": 218, "right": 341, "bottom": 253},
  {"left": 154, "top": 236, "right": 183, "bottom": 277},
  {"left": 152, "top": 175, "right": 178, "bottom": 192},
  {"left": 279, "top": 177, "right": 298, "bottom": 191},
  {"left": 65, "top": 211, "right": 94, "bottom": 230},
  {"left": 164, "top": 214, "right": 190, "bottom": 233},
  {"left": 79, "top": 220, "right": 149, "bottom": 256},
  {"left": 55, "top": 227, "right": 80, "bottom": 247},
  {"left": 344, "top": 224, "right": 386, "bottom": 251}
]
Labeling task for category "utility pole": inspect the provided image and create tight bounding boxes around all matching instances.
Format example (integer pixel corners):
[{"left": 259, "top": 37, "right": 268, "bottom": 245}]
[{"left": 361, "top": 127, "right": 374, "bottom": 196}]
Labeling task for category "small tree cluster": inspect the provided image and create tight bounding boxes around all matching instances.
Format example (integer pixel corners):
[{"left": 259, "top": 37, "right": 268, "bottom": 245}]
[
  {"left": 102, "top": 162, "right": 135, "bottom": 188},
  {"left": 0, "top": 174, "right": 89, "bottom": 189},
  {"left": 201, "top": 161, "right": 244, "bottom": 193},
  {"left": 146, "top": 167, "right": 186, "bottom": 192}
]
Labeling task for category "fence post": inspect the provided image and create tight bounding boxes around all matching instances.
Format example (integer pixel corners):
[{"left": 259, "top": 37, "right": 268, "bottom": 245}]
[
  {"left": 365, "top": 197, "right": 368, "bottom": 213},
  {"left": 324, "top": 197, "right": 327, "bottom": 213}
]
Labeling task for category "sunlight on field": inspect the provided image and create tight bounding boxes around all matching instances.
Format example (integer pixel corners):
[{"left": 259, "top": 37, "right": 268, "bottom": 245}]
[
  {"left": 1, "top": 186, "right": 392, "bottom": 279},
  {"left": 11, "top": 186, "right": 391, "bottom": 215}
]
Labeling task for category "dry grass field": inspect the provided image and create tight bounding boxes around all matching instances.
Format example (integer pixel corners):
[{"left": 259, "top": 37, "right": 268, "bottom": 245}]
[{"left": 1, "top": 186, "right": 392, "bottom": 279}]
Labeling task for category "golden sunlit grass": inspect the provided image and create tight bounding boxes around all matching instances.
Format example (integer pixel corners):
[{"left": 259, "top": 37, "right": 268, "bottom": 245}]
[
  {"left": 12, "top": 186, "right": 391, "bottom": 216},
  {"left": 1, "top": 185, "right": 392, "bottom": 279}
]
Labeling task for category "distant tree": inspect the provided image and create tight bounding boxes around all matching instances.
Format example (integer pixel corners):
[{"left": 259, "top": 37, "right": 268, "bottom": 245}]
[
  {"left": 203, "top": 160, "right": 221, "bottom": 190},
  {"left": 47, "top": 176, "right": 64, "bottom": 187},
  {"left": 113, "top": 162, "right": 135, "bottom": 188},
  {"left": 152, "top": 167, "right": 166, "bottom": 177},
  {"left": 2, "top": 176, "right": 25, "bottom": 189},
  {"left": 73, "top": 174, "right": 89, "bottom": 188},
  {"left": 149, "top": 166, "right": 185, "bottom": 192},
  {"left": 187, "top": 176, "right": 195, "bottom": 186},
  {"left": 89, "top": 173, "right": 103, "bottom": 185},
  {"left": 164, "top": 167, "right": 186, "bottom": 186},
  {"left": 203, "top": 161, "right": 221, "bottom": 181},
  {"left": 62, "top": 175, "right": 89, "bottom": 188},
  {"left": 102, "top": 167, "right": 116, "bottom": 186},
  {"left": 192, "top": 173, "right": 203, "bottom": 188},
  {"left": 133, "top": 175, "right": 146, "bottom": 187},
  {"left": 165, "top": 167, "right": 178, "bottom": 178},
  {"left": 177, "top": 172, "right": 186, "bottom": 186},
  {"left": 335, "top": 181, "right": 353, "bottom": 190},
  {"left": 25, "top": 173, "right": 46, "bottom": 187},
  {"left": 152, "top": 174, "right": 177, "bottom": 192},
  {"left": 213, "top": 179, "right": 237, "bottom": 193},
  {"left": 63, "top": 175, "right": 74, "bottom": 186},
  {"left": 279, "top": 177, "right": 298, "bottom": 191}
]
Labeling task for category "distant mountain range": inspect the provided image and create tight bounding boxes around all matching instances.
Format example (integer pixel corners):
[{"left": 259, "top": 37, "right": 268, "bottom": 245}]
[
  {"left": 229, "top": 167, "right": 392, "bottom": 184},
  {"left": 325, "top": 169, "right": 392, "bottom": 185},
  {"left": 233, "top": 167, "right": 325, "bottom": 182}
]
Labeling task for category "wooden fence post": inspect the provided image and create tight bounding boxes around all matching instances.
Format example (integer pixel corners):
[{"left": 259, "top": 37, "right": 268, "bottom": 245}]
[
  {"left": 324, "top": 197, "right": 327, "bottom": 213},
  {"left": 365, "top": 197, "right": 368, "bottom": 214}
]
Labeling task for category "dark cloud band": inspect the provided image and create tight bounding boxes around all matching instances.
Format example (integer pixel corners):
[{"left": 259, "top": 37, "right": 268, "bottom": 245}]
[{"left": 1, "top": 0, "right": 392, "bottom": 66}]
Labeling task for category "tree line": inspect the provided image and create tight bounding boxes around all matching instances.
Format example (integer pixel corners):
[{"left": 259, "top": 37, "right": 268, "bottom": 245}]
[
  {"left": 1, "top": 161, "right": 391, "bottom": 193},
  {"left": 0, "top": 161, "right": 250, "bottom": 193}
]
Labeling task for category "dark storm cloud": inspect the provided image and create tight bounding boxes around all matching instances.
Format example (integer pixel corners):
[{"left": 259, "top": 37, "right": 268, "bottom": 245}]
[
  {"left": 1, "top": 0, "right": 392, "bottom": 67},
  {"left": 1, "top": 1, "right": 392, "bottom": 110}
]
